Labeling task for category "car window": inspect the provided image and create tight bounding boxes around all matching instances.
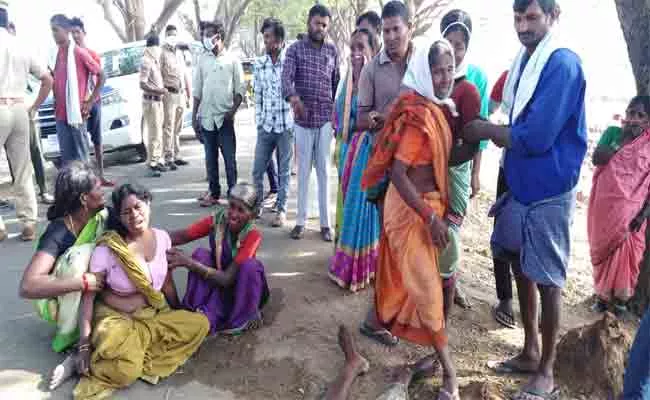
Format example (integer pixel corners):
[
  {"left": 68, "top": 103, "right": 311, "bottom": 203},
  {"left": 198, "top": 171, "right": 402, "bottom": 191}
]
[{"left": 102, "top": 45, "right": 145, "bottom": 78}]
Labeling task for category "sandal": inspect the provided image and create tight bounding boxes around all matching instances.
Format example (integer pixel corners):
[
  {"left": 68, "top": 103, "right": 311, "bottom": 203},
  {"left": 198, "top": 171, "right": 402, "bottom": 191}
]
[
  {"left": 359, "top": 323, "right": 399, "bottom": 347},
  {"left": 221, "top": 313, "right": 263, "bottom": 336},
  {"left": 487, "top": 359, "right": 537, "bottom": 375},
  {"left": 512, "top": 387, "right": 560, "bottom": 400},
  {"left": 492, "top": 304, "right": 517, "bottom": 329},
  {"left": 199, "top": 195, "right": 222, "bottom": 208}
]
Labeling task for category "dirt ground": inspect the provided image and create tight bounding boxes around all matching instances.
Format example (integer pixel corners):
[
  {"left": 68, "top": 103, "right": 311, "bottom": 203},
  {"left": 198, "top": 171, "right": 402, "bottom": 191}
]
[{"left": 173, "top": 181, "right": 634, "bottom": 400}]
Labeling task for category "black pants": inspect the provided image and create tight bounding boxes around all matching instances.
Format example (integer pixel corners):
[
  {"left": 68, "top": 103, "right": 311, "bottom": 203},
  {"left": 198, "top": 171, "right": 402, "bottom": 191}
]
[
  {"left": 202, "top": 119, "right": 237, "bottom": 199},
  {"left": 494, "top": 167, "right": 514, "bottom": 301}
]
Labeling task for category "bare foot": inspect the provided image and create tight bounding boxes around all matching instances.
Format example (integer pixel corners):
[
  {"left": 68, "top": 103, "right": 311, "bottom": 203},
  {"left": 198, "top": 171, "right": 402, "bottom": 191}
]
[
  {"left": 50, "top": 354, "right": 76, "bottom": 390},
  {"left": 338, "top": 325, "right": 370, "bottom": 376},
  {"left": 522, "top": 372, "right": 555, "bottom": 394}
]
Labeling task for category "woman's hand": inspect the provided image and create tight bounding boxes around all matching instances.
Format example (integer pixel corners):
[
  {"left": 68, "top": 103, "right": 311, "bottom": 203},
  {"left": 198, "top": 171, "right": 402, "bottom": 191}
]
[
  {"left": 429, "top": 215, "right": 449, "bottom": 249},
  {"left": 75, "top": 341, "right": 92, "bottom": 376},
  {"left": 166, "top": 248, "right": 194, "bottom": 270},
  {"left": 82, "top": 272, "right": 106, "bottom": 293}
]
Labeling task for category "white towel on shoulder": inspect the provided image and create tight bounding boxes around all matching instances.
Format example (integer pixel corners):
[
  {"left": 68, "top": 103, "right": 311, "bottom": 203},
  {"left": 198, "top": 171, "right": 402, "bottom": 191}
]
[
  {"left": 65, "top": 33, "right": 83, "bottom": 128},
  {"left": 502, "top": 32, "right": 564, "bottom": 123}
]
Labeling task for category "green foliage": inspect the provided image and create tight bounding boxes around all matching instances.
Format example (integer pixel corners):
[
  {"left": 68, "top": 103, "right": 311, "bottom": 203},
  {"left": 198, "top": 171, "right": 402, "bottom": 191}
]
[{"left": 241, "top": 0, "right": 315, "bottom": 40}]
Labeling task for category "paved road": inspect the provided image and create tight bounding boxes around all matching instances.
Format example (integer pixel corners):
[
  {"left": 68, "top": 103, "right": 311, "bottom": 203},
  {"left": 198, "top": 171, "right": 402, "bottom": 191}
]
[{"left": 0, "top": 108, "right": 325, "bottom": 399}]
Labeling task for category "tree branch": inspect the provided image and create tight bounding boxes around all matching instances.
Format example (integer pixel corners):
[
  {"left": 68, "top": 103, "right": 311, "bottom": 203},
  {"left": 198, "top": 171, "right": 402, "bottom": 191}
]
[
  {"left": 97, "top": 0, "right": 128, "bottom": 42},
  {"left": 151, "top": 0, "right": 186, "bottom": 35}
]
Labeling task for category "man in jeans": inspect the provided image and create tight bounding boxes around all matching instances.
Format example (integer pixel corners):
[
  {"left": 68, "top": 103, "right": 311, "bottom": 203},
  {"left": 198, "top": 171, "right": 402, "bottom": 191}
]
[
  {"left": 70, "top": 17, "right": 114, "bottom": 186},
  {"left": 282, "top": 4, "right": 340, "bottom": 241},
  {"left": 50, "top": 14, "right": 105, "bottom": 165},
  {"left": 193, "top": 20, "right": 245, "bottom": 206},
  {"left": 252, "top": 18, "right": 293, "bottom": 227},
  {"left": 0, "top": 2, "right": 53, "bottom": 241}
]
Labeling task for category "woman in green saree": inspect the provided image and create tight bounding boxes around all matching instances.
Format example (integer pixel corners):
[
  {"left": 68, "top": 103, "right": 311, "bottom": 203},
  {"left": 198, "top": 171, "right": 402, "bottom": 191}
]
[{"left": 19, "top": 162, "right": 108, "bottom": 389}]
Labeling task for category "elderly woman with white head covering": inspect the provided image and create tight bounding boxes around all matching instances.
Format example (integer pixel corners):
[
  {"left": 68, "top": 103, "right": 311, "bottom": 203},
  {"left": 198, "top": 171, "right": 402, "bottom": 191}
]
[
  {"left": 168, "top": 182, "right": 270, "bottom": 336},
  {"left": 360, "top": 38, "right": 460, "bottom": 400}
]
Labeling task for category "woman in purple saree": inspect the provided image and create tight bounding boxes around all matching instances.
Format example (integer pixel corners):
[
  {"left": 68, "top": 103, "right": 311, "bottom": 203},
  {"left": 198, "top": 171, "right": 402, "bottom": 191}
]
[{"left": 168, "top": 183, "right": 269, "bottom": 335}]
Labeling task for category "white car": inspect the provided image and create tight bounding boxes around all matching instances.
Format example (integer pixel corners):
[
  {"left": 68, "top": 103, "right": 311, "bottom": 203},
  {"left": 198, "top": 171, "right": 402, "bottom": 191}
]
[{"left": 37, "top": 41, "right": 193, "bottom": 166}]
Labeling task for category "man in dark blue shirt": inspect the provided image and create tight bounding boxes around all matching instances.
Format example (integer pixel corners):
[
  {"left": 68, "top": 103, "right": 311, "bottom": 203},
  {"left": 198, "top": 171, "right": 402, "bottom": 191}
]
[{"left": 463, "top": 0, "right": 586, "bottom": 398}]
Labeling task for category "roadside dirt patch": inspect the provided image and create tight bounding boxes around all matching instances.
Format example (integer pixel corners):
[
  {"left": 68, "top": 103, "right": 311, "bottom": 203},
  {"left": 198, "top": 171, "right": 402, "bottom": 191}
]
[{"left": 555, "top": 312, "right": 634, "bottom": 399}]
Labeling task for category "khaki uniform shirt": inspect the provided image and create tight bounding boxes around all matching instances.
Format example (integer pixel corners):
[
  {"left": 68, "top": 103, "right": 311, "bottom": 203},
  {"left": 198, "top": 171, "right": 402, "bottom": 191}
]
[
  {"left": 160, "top": 44, "right": 184, "bottom": 90},
  {"left": 193, "top": 50, "right": 245, "bottom": 131},
  {"left": 0, "top": 28, "right": 45, "bottom": 99},
  {"left": 139, "top": 52, "right": 164, "bottom": 95}
]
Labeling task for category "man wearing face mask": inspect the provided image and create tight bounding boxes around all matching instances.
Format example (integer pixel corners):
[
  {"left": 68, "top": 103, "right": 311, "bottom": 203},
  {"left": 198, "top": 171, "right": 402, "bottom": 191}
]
[
  {"left": 161, "top": 25, "right": 191, "bottom": 169},
  {"left": 193, "top": 20, "right": 245, "bottom": 206},
  {"left": 140, "top": 34, "right": 168, "bottom": 178}
]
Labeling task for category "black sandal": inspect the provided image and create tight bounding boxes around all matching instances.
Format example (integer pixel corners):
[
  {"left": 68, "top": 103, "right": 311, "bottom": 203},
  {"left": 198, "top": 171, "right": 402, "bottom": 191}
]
[
  {"left": 359, "top": 323, "right": 399, "bottom": 347},
  {"left": 492, "top": 304, "right": 517, "bottom": 329}
]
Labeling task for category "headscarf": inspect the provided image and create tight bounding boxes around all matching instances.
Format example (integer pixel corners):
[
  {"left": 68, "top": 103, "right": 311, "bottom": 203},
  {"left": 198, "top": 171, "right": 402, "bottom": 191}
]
[
  {"left": 402, "top": 38, "right": 458, "bottom": 117},
  {"left": 441, "top": 21, "right": 472, "bottom": 79}
]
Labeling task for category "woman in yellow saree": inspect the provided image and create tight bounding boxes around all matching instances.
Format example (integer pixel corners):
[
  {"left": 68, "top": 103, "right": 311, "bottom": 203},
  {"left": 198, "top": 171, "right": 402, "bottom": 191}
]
[
  {"left": 73, "top": 184, "right": 209, "bottom": 400},
  {"left": 362, "top": 39, "right": 459, "bottom": 400}
]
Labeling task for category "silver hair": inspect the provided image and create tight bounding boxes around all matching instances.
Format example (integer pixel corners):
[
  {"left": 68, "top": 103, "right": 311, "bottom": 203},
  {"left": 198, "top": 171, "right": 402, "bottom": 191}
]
[{"left": 229, "top": 182, "right": 258, "bottom": 211}]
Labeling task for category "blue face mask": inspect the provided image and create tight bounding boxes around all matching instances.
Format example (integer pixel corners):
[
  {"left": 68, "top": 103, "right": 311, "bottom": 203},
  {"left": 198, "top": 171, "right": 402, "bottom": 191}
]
[{"left": 203, "top": 34, "right": 218, "bottom": 51}]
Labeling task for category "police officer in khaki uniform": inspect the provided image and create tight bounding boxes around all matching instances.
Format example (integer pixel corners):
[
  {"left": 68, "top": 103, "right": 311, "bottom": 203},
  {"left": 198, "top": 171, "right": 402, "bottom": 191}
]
[
  {"left": 0, "top": 0, "right": 53, "bottom": 240},
  {"left": 139, "top": 34, "right": 167, "bottom": 177},
  {"left": 160, "top": 25, "right": 191, "bottom": 169}
]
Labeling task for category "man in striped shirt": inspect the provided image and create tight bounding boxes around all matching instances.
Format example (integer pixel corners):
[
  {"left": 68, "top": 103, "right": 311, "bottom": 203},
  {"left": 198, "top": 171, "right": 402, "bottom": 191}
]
[{"left": 282, "top": 4, "right": 340, "bottom": 242}]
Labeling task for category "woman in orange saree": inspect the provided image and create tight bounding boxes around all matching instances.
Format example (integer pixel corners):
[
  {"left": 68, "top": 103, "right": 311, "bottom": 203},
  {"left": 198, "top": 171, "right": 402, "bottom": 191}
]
[{"left": 361, "top": 39, "right": 459, "bottom": 400}]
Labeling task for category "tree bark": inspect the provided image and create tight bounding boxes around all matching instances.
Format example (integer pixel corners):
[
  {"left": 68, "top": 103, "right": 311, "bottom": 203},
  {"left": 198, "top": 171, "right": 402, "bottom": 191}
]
[
  {"left": 615, "top": 0, "right": 650, "bottom": 96},
  {"left": 151, "top": 0, "right": 188, "bottom": 35},
  {"left": 615, "top": 0, "right": 650, "bottom": 316},
  {"left": 97, "top": 0, "right": 128, "bottom": 42}
]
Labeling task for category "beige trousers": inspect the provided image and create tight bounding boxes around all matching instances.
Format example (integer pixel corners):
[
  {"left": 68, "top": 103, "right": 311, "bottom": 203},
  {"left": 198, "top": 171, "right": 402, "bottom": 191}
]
[
  {"left": 0, "top": 104, "right": 37, "bottom": 230},
  {"left": 162, "top": 92, "right": 183, "bottom": 163},
  {"left": 143, "top": 99, "right": 163, "bottom": 167}
]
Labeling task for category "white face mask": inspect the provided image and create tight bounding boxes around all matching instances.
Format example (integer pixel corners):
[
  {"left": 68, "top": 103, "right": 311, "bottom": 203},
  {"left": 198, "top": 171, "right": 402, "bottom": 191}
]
[
  {"left": 165, "top": 35, "right": 178, "bottom": 48},
  {"left": 203, "top": 34, "right": 218, "bottom": 51}
]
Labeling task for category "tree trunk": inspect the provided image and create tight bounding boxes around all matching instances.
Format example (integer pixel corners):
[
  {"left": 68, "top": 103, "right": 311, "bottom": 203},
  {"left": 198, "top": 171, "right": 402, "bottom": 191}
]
[
  {"left": 615, "top": 0, "right": 650, "bottom": 96},
  {"left": 615, "top": 0, "right": 650, "bottom": 315},
  {"left": 151, "top": 0, "right": 188, "bottom": 35}
]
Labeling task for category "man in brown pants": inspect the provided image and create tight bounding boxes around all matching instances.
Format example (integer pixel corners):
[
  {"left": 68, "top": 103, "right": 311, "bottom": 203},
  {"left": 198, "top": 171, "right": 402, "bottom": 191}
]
[
  {"left": 0, "top": 1, "right": 53, "bottom": 241},
  {"left": 161, "top": 24, "right": 190, "bottom": 169},
  {"left": 140, "top": 34, "right": 167, "bottom": 178}
]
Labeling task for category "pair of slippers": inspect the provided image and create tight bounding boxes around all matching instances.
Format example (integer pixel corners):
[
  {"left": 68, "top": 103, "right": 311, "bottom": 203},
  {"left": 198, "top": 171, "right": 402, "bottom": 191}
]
[{"left": 487, "top": 360, "right": 560, "bottom": 400}]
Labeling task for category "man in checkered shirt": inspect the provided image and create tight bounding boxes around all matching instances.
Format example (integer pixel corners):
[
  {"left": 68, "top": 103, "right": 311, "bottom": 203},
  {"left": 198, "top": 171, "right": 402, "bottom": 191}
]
[
  {"left": 252, "top": 17, "right": 293, "bottom": 228},
  {"left": 282, "top": 4, "right": 340, "bottom": 242}
]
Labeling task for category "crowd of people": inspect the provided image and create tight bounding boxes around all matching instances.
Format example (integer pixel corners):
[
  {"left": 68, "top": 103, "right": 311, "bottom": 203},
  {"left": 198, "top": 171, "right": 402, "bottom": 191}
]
[{"left": 3, "top": 0, "right": 650, "bottom": 398}]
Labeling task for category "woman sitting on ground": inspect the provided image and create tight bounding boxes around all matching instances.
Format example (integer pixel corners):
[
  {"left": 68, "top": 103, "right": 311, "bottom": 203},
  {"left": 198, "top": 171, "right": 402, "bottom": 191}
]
[
  {"left": 74, "top": 183, "right": 209, "bottom": 400},
  {"left": 19, "top": 162, "right": 107, "bottom": 390},
  {"left": 168, "top": 182, "right": 270, "bottom": 336},
  {"left": 361, "top": 38, "right": 460, "bottom": 400},
  {"left": 589, "top": 95, "right": 650, "bottom": 318}
]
